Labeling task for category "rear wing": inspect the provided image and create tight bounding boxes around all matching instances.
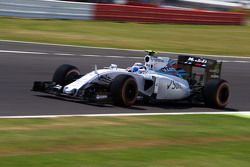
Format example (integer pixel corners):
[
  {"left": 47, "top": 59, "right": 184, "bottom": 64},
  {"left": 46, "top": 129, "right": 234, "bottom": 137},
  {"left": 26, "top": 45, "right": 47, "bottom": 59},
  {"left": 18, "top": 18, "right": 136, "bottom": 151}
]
[{"left": 177, "top": 55, "right": 222, "bottom": 84}]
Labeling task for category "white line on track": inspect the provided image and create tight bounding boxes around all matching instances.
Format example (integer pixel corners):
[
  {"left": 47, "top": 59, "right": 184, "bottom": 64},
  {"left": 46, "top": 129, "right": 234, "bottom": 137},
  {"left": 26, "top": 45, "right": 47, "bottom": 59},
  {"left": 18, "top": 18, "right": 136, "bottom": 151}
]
[
  {"left": 1, "top": 39, "right": 250, "bottom": 59},
  {"left": 0, "top": 112, "right": 249, "bottom": 119},
  {"left": 1, "top": 49, "right": 250, "bottom": 63},
  {"left": 221, "top": 60, "right": 250, "bottom": 63},
  {"left": 83, "top": 54, "right": 142, "bottom": 59},
  {"left": 0, "top": 49, "right": 48, "bottom": 55},
  {"left": 82, "top": 54, "right": 102, "bottom": 58},
  {"left": 54, "top": 53, "right": 75, "bottom": 56},
  {"left": 104, "top": 55, "right": 128, "bottom": 59}
]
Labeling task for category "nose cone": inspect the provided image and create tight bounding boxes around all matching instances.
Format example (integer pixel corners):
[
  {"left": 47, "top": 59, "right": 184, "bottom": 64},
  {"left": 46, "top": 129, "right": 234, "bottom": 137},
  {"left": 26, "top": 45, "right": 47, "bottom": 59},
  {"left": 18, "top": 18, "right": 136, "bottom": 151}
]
[{"left": 63, "top": 86, "right": 76, "bottom": 95}]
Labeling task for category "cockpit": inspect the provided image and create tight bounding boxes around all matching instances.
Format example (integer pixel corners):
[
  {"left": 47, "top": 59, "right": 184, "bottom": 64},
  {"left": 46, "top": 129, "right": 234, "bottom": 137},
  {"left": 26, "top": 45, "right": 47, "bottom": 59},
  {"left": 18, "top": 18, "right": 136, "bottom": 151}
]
[{"left": 127, "top": 50, "right": 181, "bottom": 77}]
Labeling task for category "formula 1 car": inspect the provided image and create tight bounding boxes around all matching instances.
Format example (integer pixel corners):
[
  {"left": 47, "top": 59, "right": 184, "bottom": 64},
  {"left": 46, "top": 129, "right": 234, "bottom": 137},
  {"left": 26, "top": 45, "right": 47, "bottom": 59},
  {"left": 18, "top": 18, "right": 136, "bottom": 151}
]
[{"left": 32, "top": 51, "right": 230, "bottom": 108}]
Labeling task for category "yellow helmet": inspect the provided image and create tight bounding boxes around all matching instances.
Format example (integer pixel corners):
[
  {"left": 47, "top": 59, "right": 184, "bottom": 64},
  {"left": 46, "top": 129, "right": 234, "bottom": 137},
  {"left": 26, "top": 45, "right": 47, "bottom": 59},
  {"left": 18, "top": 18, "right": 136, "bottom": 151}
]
[{"left": 145, "top": 50, "right": 158, "bottom": 56}]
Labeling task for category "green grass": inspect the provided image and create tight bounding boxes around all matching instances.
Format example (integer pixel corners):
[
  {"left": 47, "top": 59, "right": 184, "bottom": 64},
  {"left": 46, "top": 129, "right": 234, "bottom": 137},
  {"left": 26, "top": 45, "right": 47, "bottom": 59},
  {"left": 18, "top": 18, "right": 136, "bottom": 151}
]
[
  {"left": 0, "top": 17, "right": 250, "bottom": 56},
  {"left": 0, "top": 115, "right": 250, "bottom": 167}
]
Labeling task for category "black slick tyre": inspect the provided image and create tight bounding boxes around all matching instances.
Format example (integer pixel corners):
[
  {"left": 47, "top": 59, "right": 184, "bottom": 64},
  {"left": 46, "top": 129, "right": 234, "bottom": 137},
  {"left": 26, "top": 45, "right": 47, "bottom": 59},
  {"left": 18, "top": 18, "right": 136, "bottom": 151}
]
[
  {"left": 52, "top": 64, "right": 80, "bottom": 86},
  {"left": 203, "top": 79, "right": 230, "bottom": 109},
  {"left": 110, "top": 75, "right": 138, "bottom": 107}
]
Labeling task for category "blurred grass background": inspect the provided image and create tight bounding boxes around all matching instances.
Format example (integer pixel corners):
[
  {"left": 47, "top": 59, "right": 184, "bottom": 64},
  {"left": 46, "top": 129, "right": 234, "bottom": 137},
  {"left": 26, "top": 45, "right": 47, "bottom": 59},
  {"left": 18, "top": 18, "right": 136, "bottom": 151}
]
[
  {"left": 0, "top": 115, "right": 249, "bottom": 167},
  {"left": 0, "top": 17, "right": 250, "bottom": 56}
]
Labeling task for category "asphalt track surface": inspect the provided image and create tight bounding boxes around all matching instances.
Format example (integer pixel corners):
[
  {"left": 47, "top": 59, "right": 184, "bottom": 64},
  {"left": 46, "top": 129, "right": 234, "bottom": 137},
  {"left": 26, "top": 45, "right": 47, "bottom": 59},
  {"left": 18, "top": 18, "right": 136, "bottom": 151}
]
[{"left": 0, "top": 40, "right": 250, "bottom": 116}]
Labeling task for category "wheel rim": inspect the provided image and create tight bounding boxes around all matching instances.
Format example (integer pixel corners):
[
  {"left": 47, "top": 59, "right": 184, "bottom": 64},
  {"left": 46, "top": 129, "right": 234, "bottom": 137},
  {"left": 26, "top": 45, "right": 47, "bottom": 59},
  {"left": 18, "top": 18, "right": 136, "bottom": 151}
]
[
  {"left": 125, "top": 83, "right": 137, "bottom": 101},
  {"left": 122, "top": 78, "right": 138, "bottom": 106},
  {"left": 65, "top": 70, "right": 80, "bottom": 85},
  {"left": 217, "top": 83, "right": 230, "bottom": 106}
]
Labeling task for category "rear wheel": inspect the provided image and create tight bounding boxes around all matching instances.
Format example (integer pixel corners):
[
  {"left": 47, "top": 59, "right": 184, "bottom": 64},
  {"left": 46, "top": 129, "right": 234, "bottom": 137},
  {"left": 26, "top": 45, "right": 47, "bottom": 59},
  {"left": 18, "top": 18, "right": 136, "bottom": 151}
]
[
  {"left": 52, "top": 64, "right": 80, "bottom": 86},
  {"left": 203, "top": 79, "right": 230, "bottom": 109},
  {"left": 110, "top": 75, "right": 138, "bottom": 107}
]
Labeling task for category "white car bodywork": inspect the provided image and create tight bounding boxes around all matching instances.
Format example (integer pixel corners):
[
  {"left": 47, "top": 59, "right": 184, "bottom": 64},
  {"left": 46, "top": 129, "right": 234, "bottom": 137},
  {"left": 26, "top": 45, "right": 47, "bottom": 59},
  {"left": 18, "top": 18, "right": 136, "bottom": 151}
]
[{"left": 63, "top": 55, "right": 191, "bottom": 101}]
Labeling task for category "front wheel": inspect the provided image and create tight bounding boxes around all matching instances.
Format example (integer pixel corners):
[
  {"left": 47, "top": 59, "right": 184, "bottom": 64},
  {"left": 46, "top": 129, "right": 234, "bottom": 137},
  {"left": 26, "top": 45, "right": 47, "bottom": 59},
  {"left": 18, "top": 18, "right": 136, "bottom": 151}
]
[
  {"left": 52, "top": 64, "right": 80, "bottom": 86},
  {"left": 203, "top": 79, "right": 230, "bottom": 109},
  {"left": 110, "top": 75, "right": 138, "bottom": 107}
]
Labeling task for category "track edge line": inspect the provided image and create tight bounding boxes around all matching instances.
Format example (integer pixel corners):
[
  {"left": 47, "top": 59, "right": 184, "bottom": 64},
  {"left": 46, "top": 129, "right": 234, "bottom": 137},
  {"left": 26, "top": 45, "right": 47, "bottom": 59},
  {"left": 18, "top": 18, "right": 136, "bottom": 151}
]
[{"left": 1, "top": 39, "right": 250, "bottom": 59}]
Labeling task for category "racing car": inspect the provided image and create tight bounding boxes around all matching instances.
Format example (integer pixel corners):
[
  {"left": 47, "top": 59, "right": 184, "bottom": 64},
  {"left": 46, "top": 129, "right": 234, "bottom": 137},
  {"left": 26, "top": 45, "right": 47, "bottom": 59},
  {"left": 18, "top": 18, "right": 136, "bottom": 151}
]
[{"left": 32, "top": 51, "right": 230, "bottom": 108}]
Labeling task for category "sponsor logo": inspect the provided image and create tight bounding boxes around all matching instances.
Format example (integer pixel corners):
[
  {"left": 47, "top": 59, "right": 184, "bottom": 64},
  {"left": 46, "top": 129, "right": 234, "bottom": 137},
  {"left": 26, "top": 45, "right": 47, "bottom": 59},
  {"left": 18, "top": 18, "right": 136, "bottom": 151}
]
[{"left": 185, "top": 57, "right": 208, "bottom": 64}]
